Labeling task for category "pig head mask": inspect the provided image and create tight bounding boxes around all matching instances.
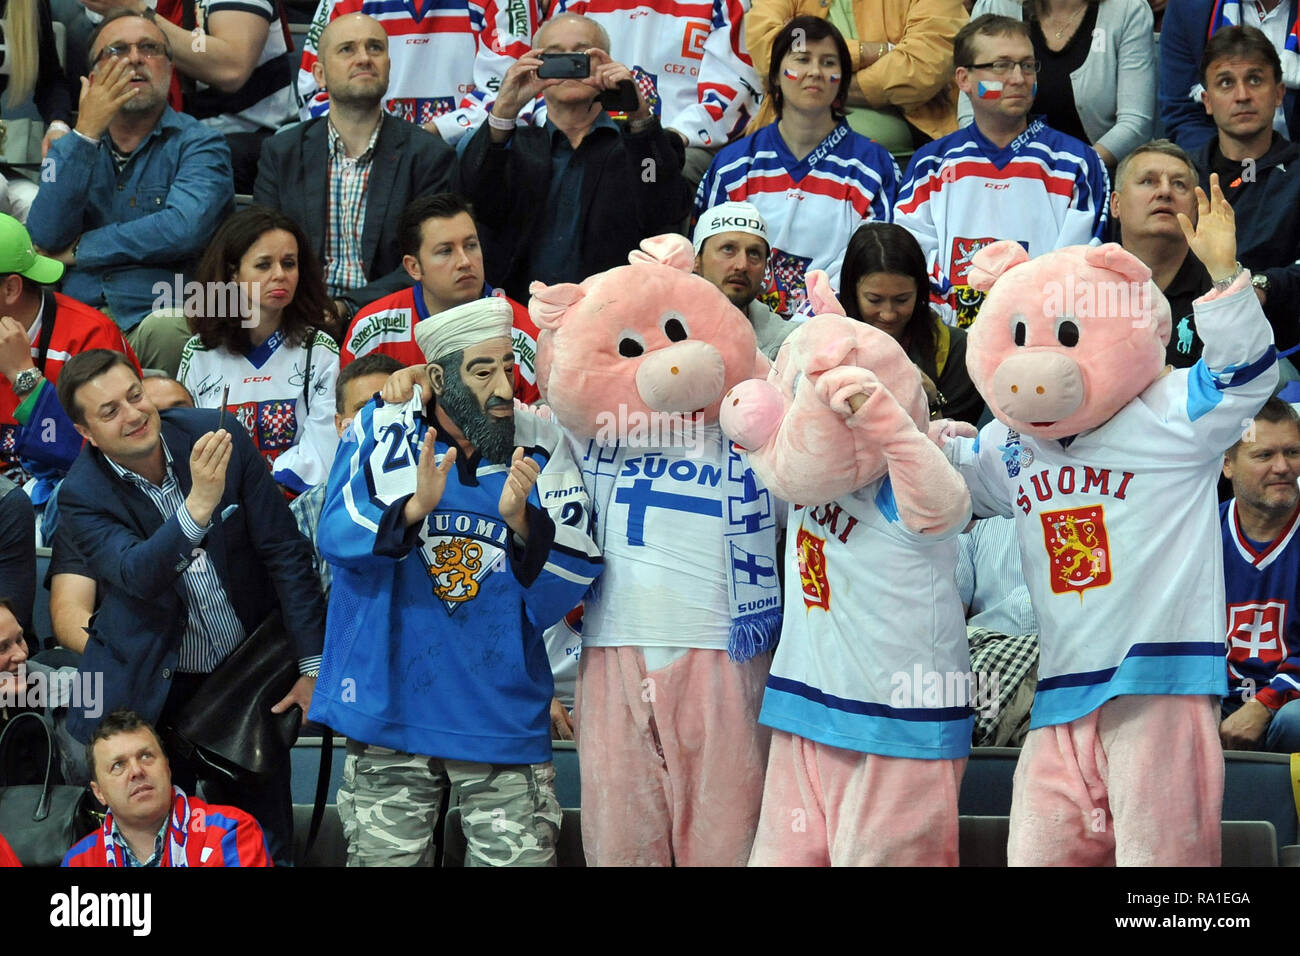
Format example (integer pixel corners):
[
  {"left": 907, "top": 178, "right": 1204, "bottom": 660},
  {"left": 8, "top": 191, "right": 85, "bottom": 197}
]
[
  {"left": 966, "top": 241, "right": 1173, "bottom": 441},
  {"left": 529, "top": 234, "right": 762, "bottom": 439}
]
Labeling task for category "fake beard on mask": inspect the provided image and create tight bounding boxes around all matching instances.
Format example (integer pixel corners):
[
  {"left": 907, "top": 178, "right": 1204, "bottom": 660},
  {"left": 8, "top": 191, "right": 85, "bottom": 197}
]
[{"left": 438, "top": 369, "right": 516, "bottom": 465}]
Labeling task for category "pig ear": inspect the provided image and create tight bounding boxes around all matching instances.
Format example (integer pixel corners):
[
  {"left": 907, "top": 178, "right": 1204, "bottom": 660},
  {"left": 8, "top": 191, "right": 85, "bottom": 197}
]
[
  {"left": 529, "top": 281, "right": 585, "bottom": 331},
  {"left": 805, "top": 270, "right": 846, "bottom": 317},
  {"left": 628, "top": 234, "right": 696, "bottom": 273},
  {"left": 967, "top": 240, "right": 1030, "bottom": 292},
  {"left": 1080, "top": 242, "right": 1153, "bottom": 284}
]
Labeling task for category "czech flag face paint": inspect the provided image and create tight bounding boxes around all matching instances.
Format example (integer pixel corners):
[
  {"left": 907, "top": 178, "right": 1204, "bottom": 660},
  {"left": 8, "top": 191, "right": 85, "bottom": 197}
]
[
  {"left": 783, "top": 68, "right": 800, "bottom": 82},
  {"left": 828, "top": 73, "right": 841, "bottom": 83},
  {"left": 977, "top": 80, "right": 1003, "bottom": 99}
]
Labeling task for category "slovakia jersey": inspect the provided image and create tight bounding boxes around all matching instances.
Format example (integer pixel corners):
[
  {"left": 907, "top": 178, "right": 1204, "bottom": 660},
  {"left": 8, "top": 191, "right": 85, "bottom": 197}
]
[
  {"left": 895, "top": 117, "right": 1110, "bottom": 328},
  {"left": 944, "top": 280, "right": 1277, "bottom": 728},
  {"left": 575, "top": 426, "right": 781, "bottom": 651},
  {"left": 696, "top": 121, "right": 899, "bottom": 317},
  {"left": 178, "top": 329, "right": 340, "bottom": 494},
  {"left": 1220, "top": 499, "right": 1300, "bottom": 712},
  {"left": 545, "top": 0, "right": 761, "bottom": 148},
  {"left": 297, "top": 0, "right": 540, "bottom": 142},
  {"left": 339, "top": 283, "right": 541, "bottom": 403},
  {"left": 314, "top": 393, "right": 602, "bottom": 763},
  {"left": 761, "top": 483, "right": 974, "bottom": 759}
]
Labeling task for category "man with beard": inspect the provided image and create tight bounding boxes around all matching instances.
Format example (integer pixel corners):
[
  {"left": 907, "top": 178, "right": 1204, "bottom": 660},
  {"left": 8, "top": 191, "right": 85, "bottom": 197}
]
[
  {"left": 692, "top": 202, "right": 794, "bottom": 360},
  {"left": 27, "top": 9, "right": 235, "bottom": 338},
  {"left": 313, "top": 297, "right": 602, "bottom": 866}
]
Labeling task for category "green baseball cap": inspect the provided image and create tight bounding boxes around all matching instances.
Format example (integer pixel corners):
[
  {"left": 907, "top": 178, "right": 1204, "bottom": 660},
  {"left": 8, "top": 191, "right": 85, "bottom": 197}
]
[{"left": 0, "top": 213, "right": 63, "bottom": 285}]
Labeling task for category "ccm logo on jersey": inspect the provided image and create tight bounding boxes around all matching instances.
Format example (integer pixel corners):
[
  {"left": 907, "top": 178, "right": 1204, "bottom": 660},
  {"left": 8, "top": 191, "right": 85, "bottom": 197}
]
[{"left": 243, "top": 376, "right": 271, "bottom": 383}]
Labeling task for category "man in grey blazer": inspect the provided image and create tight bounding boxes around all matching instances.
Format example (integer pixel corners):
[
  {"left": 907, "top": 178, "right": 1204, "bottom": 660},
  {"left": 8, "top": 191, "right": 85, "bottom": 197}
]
[{"left": 254, "top": 13, "right": 458, "bottom": 332}]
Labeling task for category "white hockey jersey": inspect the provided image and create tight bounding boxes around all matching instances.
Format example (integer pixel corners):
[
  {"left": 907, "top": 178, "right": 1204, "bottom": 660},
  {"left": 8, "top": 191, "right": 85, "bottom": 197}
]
[
  {"left": 178, "top": 329, "right": 341, "bottom": 494},
  {"left": 894, "top": 117, "right": 1110, "bottom": 328},
  {"left": 761, "top": 483, "right": 974, "bottom": 760},
  {"left": 546, "top": 0, "right": 761, "bottom": 148},
  {"left": 943, "top": 279, "right": 1277, "bottom": 729},
  {"left": 297, "top": 0, "right": 540, "bottom": 142}
]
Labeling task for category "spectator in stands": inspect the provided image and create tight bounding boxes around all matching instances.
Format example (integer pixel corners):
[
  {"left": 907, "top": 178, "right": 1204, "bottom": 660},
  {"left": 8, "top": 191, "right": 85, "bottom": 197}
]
[
  {"left": 27, "top": 9, "right": 235, "bottom": 338},
  {"left": 54, "top": 348, "right": 325, "bottom": 864},
  {"left": 290, "top": 350, "right": 401, "bottom": 598},
  {"left": 956, "top": 517, "right": 1040, "bottom": 746},
  {"left": 315, "top": 299, "right": 602, "bottom": 866},
  {"left": 141, "top": 371, "right": 192, "bottom": 409},
  {"left": 839, "top": 221, "right": 984, "bottom": 424},
  {"left": 544, "top": 0, "right": 763, "bottom": 185},
  {"left": 959, "top": 0, "right": 1154, "bottom": 170},
  {"left": 0, "top": 0, "right": 77, "bottom": 220},
  {"left": 894, "top": 14, "right": 1109, "bottom": 327},
  {"left": 255, "top": 13, "right": 458, "bottom": 332},
  {"left": 697, "top": 16, "right": 900, "bottom": 317},
  {"left": 459, "top": 13, "right": 691, "bottom": 304},
  {"left": 1159, "top": 0, "right": 1300, "bottom": 152},
  {"left": 1111, "top": 139, "right": 1211, "bottom": 367},
  {"left": 691, "top": 201, "right": 793, "bottom": 360},
  {"left": 1219, "top": 397, "right": 1300, "bottom": 753},
  {"left": 0, "top": 213, "right": 140, "bottom": 503},
  {"left": 1192, "top": 26, "right": 1300, "bottom": 355},
  {"left": 177, "top": 207, "right": 340, "bottom": 496},
  {"left": 339, "top": 192, "right": 541, "bottom": 404},
  {"left": 0, "top": 481, "right": 34, "bottom": 635},
  {"left": 747, "top": 0, "right": 968, "bottom": 164},
  {"left": 63, "top": 709, "right": 272, "bottom": 866},
  {"left": 297, "top": 0, "right": 538, "bottom": 145},
  {"left": 80, "top": 0, "right": 296, "bottom": 192}
]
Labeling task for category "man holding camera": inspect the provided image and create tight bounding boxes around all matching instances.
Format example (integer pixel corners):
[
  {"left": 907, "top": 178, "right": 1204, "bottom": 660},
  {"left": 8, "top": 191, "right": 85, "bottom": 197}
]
[{"left": 457, "top": 13, "right": 692, "bottom": 303}]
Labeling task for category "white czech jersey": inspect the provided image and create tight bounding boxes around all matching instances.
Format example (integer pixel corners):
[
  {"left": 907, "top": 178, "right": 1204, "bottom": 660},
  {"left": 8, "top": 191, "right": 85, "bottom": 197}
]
[
  {"left": 696, "top": 121, "right": 899, "bottom": 317},
  {"left": 297, "top": 0, "right": 540, "bottom": 142},
  {"left": 545, "top": 0, "right": 762, "bottom": 148},
  {"left": 943, "top": 281, "right": 1277, "bottom": 728},
  {"left": 194, "top": 0, "right": 297, "bottom": 132},
  {"left": 894, "top": 117, "right": 1110, "bottom": 328},
  {"left": 178, "top": 329, "right": 341, "bottom": 493}
]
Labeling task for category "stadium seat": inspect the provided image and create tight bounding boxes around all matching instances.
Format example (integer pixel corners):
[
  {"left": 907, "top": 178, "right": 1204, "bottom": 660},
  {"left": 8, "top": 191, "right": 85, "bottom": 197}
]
[{"left": 32, "top": 546, "right": 52, "bottom": 646}]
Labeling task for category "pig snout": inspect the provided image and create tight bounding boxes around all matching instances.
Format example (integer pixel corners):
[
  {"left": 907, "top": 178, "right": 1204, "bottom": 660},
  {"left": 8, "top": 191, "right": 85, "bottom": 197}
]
[
  {"left": 991, "top": 352, "right": 1084, "bottom": 425},
  {"left": 635, "top": 341, "right": 727, "bottom": 413},
  {"left": 719, "top": 379, "right": 784, "bottom": 451}
]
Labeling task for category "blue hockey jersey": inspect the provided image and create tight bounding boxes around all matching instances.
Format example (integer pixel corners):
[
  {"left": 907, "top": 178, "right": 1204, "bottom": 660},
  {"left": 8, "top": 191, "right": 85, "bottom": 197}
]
[
  {"left": 1220, "top": 499, "right": 1300, "bottom": 713},
  {"left": 312, "top": 393, "right": 603, "bottom": 764}
]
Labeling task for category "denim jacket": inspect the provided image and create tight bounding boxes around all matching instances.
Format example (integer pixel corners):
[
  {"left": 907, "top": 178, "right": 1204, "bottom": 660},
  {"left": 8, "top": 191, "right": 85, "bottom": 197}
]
[{"left": 28, "top": 108, "right": 235, "bottom": 331}]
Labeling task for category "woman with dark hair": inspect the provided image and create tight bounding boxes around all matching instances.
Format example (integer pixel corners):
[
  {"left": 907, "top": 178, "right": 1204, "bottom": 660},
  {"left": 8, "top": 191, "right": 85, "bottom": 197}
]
[
  {"left": 695, "top": 16, "right": 900, "bottom": 317},
  {"left": 178, "top": 206, "right": 341, "bottom": 495},
  {"left": 839, "top": 222, "right": 984, "bottom": 424}
]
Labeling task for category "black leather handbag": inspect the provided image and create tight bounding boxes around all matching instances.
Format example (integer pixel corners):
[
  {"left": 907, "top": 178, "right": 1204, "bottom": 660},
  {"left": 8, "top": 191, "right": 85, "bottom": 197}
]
[
  {"left": 167, "top": 612, "right": 300, "bottom": 785},
  {"left": 0, "top": 712, "right": 98, "bottom": 867}
]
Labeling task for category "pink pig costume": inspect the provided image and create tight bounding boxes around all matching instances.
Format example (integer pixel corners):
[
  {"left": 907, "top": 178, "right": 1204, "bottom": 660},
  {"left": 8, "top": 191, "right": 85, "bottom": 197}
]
[
  {"left": 529, "top": 236, "right": 782, "bottom": 866},
  {"left": 720, "top": 272, "right": 973, "bottom": 866},
  {"left": 941, "top": 242, "right": 1277, "bottom": 866}
]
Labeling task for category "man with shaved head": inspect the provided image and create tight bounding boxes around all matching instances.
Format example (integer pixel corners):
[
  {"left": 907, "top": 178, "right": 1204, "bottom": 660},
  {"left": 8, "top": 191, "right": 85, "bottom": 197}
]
[{"left": 255, "top": 12, "right": 458, "bottom": 330}]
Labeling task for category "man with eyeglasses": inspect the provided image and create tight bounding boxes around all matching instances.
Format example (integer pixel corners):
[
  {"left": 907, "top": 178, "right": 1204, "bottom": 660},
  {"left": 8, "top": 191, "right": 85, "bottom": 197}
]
[
  {"left": 895, "top": 14, "right": 1109, "bottom": 328},
  {"left": 27, "top": 8, "right": 235, "bottom": 342}
]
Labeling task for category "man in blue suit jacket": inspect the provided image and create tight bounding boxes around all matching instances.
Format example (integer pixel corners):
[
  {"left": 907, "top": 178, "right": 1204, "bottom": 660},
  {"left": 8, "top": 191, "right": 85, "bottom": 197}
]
[{"left": 54, "top": 349, "right": 325, "bottom": 864}]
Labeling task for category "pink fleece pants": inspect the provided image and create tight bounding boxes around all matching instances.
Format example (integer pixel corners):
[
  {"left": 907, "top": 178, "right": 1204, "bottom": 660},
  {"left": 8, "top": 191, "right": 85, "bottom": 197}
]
[
  {"left": 749, "top": 730, "right": 966, "bottom": 866},
  {"left": 1008, "top": 694, "right": 1223, "bottom": 866},
  {"left": 574, "top": 646, "right": 770, "bottom": 866}
]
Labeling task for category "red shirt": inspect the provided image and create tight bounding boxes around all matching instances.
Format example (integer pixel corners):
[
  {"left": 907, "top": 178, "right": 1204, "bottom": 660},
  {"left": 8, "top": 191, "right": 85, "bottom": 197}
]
[{"left": 340, "top": 284, "right": 541, "bottom": 404}]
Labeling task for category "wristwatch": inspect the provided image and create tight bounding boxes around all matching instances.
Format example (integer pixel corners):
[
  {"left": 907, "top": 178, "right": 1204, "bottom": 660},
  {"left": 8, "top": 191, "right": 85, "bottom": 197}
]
[
  {"left": 1252, "top": 273, "right": 1270, "bottom": 295},
  {"left": 1212, "top": 262, "right": 1244, "bottom": 293},
  {"left": 12, "top": 367, "right": 43, "bottom": 397}
]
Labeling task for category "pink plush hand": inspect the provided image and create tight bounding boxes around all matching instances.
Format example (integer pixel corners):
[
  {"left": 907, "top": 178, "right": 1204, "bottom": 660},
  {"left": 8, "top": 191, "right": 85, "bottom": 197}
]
[
  {"left": 720, "top": 379, "right": 785, "bottom": 451},
  {"left": 928, "top": 418, "right": 978, "bottom": 447},
  {"left": 514, "top": 398, "right": 554, "bottom": 421},
  {"left": 814, "top": 366, "right": 881, "bottom": 417}
]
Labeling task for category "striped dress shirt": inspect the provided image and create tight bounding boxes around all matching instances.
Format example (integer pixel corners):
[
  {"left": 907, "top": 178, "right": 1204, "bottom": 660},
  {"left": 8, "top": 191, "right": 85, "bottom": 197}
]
[{"left": 324, "top": 119, "right": 380, "bottom": 299}]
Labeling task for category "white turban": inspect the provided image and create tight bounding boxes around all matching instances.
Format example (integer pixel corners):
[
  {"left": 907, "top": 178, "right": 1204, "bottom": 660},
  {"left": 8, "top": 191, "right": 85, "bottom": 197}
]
[
  {"left": 413, "top": 297, "right": 514, "bottom": 365},
  {"left": 692, "top": 201, "right": 769, "bottom": 254}
]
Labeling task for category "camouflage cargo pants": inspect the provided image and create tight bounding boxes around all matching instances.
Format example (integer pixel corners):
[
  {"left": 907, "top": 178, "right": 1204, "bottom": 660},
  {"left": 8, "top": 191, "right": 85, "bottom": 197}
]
[{"left": 337, "top": 739, "right": 561, "bottom": 867}]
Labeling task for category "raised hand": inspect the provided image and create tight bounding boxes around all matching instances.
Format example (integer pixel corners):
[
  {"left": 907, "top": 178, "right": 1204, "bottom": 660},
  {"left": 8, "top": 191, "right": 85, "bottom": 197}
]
[
  {"left": 586, "top": 48, "right": 650, "bottom": 121},
  {"left": 185, "top": 429, "right": 232, "bottom": 528},
  {"left": 381, "top": 365, "right": 434, "bottom": 406},
  {"left": 1178, "top": 173, "right": 1238, "bottom": 283},
  {"left": 0, "top": 316, "right": 36, "bottom": 384},
  {"left": 498, "top": 446, "right": 541, "bottom": 540},
  {"left": 403, "top": 432, "right": 456, "bottom": 527},
  {"left": 75, "top": 56, "right": 139, "bottom": 141},
  {"left": 492, "top": 47, "right": 562, "bottom": 121}
]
